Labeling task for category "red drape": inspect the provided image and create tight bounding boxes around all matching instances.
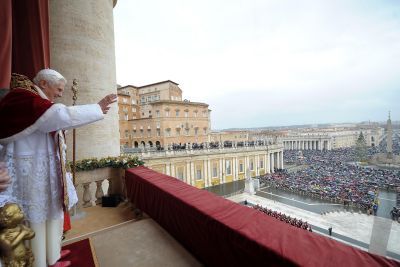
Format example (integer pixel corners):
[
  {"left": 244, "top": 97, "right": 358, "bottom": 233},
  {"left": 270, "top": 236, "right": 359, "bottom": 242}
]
[
  {"left": 0, "top": 0, "right": 50, "bottom": 91},
  {"left": 0, "top": 0, "right": 12, "bottom": 90},
  {"left": 126, "top": 167, "right": 399, "bottom": 267}
]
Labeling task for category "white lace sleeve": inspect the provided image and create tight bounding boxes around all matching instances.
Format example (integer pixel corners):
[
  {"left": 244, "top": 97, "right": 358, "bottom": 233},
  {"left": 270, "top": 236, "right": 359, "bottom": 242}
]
[{"left": 37, "top": 103, "right": 104, "bottom": 133}]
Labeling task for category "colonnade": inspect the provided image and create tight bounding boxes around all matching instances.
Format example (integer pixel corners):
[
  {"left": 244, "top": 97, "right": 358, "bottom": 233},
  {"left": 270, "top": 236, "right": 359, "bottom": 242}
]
[
  {"left": 146, "top": 149, "right": 284, "bottom": 188},
  {"left": 282, "top": 139, "right": 331, "bottom": 151}
]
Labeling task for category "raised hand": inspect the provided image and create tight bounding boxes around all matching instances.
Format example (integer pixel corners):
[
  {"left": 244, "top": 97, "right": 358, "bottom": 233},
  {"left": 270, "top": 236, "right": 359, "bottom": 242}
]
[{"left": 98, "top": 93, "right": 117, "bottom": 114}]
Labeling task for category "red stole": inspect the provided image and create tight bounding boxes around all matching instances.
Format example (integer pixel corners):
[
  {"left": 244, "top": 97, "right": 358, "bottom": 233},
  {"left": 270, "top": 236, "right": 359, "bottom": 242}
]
[{"left": 0, "top": 88, "right": 53, "bottom": 139}]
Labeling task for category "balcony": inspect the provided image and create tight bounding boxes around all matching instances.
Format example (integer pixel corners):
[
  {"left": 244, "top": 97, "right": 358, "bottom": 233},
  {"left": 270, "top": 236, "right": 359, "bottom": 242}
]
[{"left": 63, "top": 166, "right": 399, "bottom": 266}]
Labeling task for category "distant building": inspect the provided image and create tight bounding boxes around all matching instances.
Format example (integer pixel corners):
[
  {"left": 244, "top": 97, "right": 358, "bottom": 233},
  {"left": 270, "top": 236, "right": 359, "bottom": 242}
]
[
  {"left": 140, "top": 143, "right": 283, "bottom": 188},
  {"left": 208, "top": 130, "right": 249, "bottom": 143},
  {"left": 277, "top": 126, "right": 384, "bottom": 150},
  {"left": 117, "top": 81, "right": 211, "bottom": 148}
]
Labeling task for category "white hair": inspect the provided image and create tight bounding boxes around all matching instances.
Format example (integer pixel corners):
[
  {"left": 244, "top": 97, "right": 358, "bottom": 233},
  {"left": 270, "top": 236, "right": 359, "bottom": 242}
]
[{"left": 33, "top": 69, "right": 67, "bottom": 86}]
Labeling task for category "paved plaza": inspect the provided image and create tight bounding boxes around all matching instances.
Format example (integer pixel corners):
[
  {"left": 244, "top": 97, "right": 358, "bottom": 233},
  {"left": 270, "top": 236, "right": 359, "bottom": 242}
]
[{"left": 228, "top": 192, "right": 400, "bottom": 261}]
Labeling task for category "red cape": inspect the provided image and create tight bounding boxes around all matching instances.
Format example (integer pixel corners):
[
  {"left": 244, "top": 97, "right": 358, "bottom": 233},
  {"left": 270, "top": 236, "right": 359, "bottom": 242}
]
[{"left": 0, "top": 88, "right": 53, "bottom": 140}]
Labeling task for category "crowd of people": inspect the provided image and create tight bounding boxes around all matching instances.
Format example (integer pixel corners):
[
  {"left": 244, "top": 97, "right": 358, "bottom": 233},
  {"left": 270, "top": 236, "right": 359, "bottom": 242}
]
[
  {"left": 375, "top": 134, "right": 400, "bottom": 155},
  {"left": 253, "top": 204, "right": 312, "bottom": 232},
  {"left": 260, "top": 147, "right": 400, "bottom": 213}
]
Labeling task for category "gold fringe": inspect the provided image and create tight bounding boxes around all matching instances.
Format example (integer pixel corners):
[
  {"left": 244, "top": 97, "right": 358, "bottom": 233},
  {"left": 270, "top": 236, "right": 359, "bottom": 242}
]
[
  {"left": 56, "top": 132, "right": 69, "bottom": 209},
  {"left": 88, "top": 238, "right": 100, "bottom": 267}
]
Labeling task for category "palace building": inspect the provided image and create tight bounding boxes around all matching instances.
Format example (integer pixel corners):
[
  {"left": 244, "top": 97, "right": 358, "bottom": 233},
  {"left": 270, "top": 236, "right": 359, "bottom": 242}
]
[
  {"left": 118, "top": 81, "right": 211, "bottom": 148},
  {"left": 117, "top": 82, "right": 284, "bottom": 187}
]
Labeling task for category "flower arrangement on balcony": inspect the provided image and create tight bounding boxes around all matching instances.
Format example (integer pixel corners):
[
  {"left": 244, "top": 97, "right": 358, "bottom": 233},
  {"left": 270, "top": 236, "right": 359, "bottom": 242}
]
[{"left": 70, "top": 154, "right": 144, "bottom": 172}]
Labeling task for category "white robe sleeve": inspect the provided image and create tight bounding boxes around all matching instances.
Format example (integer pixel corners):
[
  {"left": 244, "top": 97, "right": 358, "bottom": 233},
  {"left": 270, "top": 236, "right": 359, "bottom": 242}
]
[{"left": 38, "top": 103, "right": 104, "bottom": 133}]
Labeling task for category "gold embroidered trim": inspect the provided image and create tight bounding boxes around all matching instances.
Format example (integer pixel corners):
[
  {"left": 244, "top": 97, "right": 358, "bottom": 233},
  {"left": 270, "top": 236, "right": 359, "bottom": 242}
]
[{"left": 10, "top": 73, "right": 38, "bottom": 95}]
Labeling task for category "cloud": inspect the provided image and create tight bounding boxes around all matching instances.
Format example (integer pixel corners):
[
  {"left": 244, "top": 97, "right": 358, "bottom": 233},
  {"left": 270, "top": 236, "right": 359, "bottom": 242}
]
[{"left": 114, "top": 0, "right": 400, "bottom": 129}]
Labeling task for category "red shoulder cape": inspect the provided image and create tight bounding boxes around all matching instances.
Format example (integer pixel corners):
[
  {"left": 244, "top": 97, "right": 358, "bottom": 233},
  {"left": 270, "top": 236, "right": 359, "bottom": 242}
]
[{"left": 0, "top": 88, "right": 53, "bottom": 140}]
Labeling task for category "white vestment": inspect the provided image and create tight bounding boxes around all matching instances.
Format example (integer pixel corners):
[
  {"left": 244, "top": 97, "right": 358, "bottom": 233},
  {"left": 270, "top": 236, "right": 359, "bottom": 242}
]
[
  {"left": 0, "top": 103, "right": 103, "bottom": 222},
  {"left": 0, "top": 89, "right": 104, "bottom": 266}
]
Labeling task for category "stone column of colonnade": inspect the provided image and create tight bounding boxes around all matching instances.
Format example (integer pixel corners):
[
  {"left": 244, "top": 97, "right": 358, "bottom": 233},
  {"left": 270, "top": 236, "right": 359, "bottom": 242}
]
[
  {"left": 207, "top": 159, "right": 212, "bottom": 185},
  {"left": 203, "top": 160, "right": 208, "bottom": 187},
  {"left": 270, "top": 153, "right": 274, "bottom": 173},
  {"left": 186, "top": 162, "right": 191, "bottom": 184},
  {"left": 170, "top": 163, "right": 175, "bottom": 177},
  {"left": 277, "top": 152, "right": 281, "bottom": 169},
  {"left": 49, "top": 0, "right": 119, "bottom": 160}
]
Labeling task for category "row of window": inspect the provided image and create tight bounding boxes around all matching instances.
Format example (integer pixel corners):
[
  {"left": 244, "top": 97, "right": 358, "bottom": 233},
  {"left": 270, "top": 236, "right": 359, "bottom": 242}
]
[
  {"left": 164, "top": 128, "right": 207, "bottom": 137},
  {"left": 124, "top": 128, "right": 208, "bottom": 138},
  {"left": 120, "top": 97, "right": 137, "bottom": 105},
  {"left": 141, "top": 94, "right": 160, "bottom": 104},
  {"left": 178, "top": 159, "right": 265, "bottom": 180},
  {"left": 120, "top": 108, "right": 208, "bottom": 119},
  {"left": 155, "top": 110, "right": 208, "bottom": 118},
  {"left": 125, "top": 129, "right": 161, "bottom": 138},
  {"left": 120, "top": 115, "right": 137, "bottom": 120},
  {"left": 121, "top": 107, "right": 137, "bottom": 112}
]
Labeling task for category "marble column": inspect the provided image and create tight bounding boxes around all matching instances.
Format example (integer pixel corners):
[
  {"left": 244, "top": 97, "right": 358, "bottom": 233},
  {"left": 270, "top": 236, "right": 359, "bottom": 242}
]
[
  {"left": 270, "top": 153, "right": 275, "bottom": 173},
  {"left": 256, "top": 154, "right": 260, "bottom": 176},
  {"left": 222, "top": 158, "right": 226, "bottom": 183},
  {"left": 207, "top": 159, "right": 211, "bottom": 186},
  {"left": 245, "top": 156, "right": 249, "bottom": 173},
  {"left": 190, "top": 162, "right": 195, "bottom": 185},
  {"left": 203, "top": 159, "right": 208, "bottom": 187},
  {"left": 234, "top": 157, "right": 238, "bottom": 181},
  {"left": 170, "top": 162, "right": 175, "bottom": 177},
  {"left": 186, "top": 162, "right": 191, "bottom": 184},
  {"left": 50, "top": 0, "right": 119, "bottom": 160},
  {"left": 219, "top": 158, "right": 223, "bottom": 184},
  {"left": 266, "top": 153, "right": 270, "bottom": 174},
  {"left": 275, "top": 152, "right": 280, "bottom": 169}
]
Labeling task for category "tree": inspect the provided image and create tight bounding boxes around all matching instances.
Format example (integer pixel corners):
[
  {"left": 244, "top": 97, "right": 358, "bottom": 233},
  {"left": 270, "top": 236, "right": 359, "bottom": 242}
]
[{"left": 355, "top": 132, "right": 368, "bottom": 162}]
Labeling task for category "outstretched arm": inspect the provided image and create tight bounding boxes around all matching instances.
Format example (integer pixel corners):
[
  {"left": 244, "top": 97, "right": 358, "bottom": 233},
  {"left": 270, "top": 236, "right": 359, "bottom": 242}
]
[{"left": 37, "top": 93, "right": 117, "bottom": 133}]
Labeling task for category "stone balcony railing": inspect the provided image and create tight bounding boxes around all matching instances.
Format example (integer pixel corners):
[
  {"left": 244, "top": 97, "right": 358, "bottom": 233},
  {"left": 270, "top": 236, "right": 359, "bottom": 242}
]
[{"left": 71, "top": 167, "right": 126, "bottom": 214}]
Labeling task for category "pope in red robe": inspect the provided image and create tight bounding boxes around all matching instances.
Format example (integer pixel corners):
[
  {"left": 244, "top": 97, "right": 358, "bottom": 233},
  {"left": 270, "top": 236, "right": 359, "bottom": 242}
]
[{"left": 0, "top": 70, "right": 116, "bottom": 267}]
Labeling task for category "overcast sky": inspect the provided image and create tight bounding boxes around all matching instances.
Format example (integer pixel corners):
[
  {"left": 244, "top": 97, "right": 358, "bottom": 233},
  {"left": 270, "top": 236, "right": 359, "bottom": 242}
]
[{"left": 114, "top": 0, "right": 400, "bottom": 130}]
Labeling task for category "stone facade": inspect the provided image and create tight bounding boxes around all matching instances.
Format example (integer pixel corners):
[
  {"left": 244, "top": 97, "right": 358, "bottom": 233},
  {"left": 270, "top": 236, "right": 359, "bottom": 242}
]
[
  {"left": 208, "top": 131, "right": 249, "bottom": 143},
  {"left": 141, "top": 144, "right": 284, "bottom": 189},
  {"left": 279, "top": 127, "right": 384, "bottom": 151},
  {"left": 118, "top": 81, "right": 210, "bottom": 148}
]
